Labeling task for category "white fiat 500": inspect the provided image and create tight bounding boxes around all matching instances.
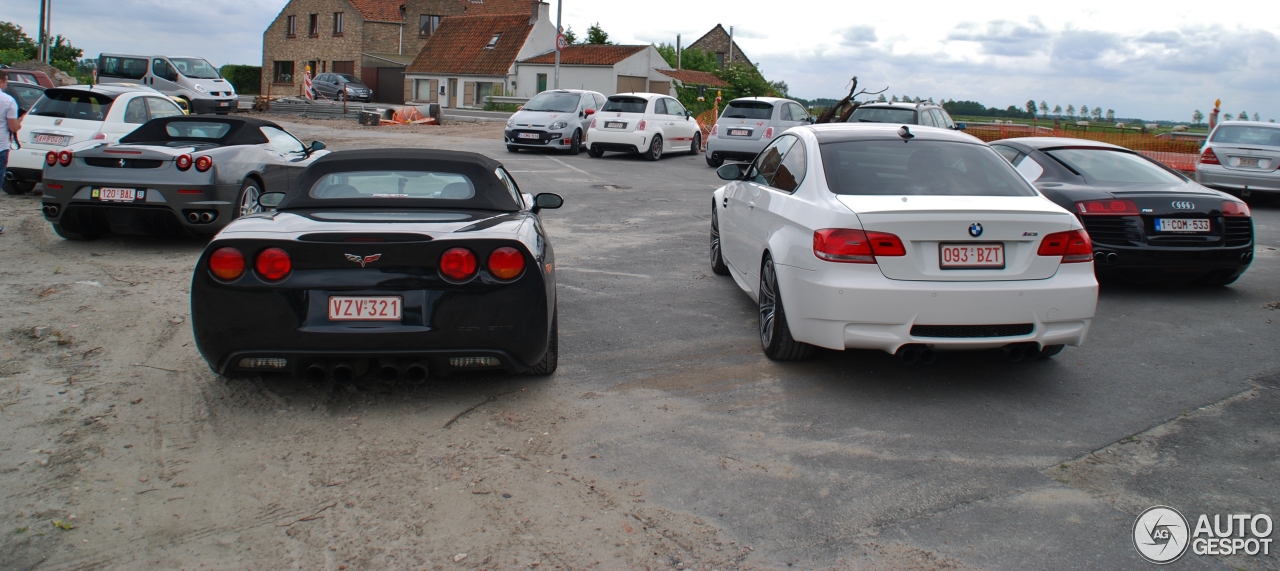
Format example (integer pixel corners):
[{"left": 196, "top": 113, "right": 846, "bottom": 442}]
[
  {"left": 710, "top": 123, "right": 1098, "bottom": 363},
  {"left": 586, "top": 92, "right": 702, "bottom": 160}
]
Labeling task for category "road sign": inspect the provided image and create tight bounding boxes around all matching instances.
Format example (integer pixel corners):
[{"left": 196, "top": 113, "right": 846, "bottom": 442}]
[{"left": 556, "top": 34, "right": 568, "bottom": 51}]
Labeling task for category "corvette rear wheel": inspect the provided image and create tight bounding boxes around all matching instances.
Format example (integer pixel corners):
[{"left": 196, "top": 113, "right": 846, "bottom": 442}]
[
  {"left": 587, "top": 145, "right": 603, "bottom": 158},
  {"left": 645, "top": 135, "right": 663, "bottom": 161},
  {"left": 710, "top": 205, "right": 729, "bottom": 276},
  {"left": 689, "top": 132, "right": 702, "bottom": 156},
  {"left": 52, "top": 223, "right": 99, "bottom": 241},
  {"left": 236, "top": 180, "right": 262, "bottom": 219},
  {"left": 524, "top": 306, "right": 558, "bottom": 375},
  {"left": 759, "top": 256, "right": 815, "bottom": 361}
]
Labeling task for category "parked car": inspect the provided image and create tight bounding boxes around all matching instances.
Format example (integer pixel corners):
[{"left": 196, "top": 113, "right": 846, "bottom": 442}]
[
  {"left": 846, "top": 101, "right": 964, "bottom": 131},
  {"left": 7, "top": 84, "right": 184, "bottom": 194},
  {"left": 0, "top": 68, "right": 55, "bottom": 89},
  {"left": 705, "top": 97, "right": 813, "bottom": 167},
  {"left": 40, "top": 115, "right": 327, "bottom": 240},
  {"left": 505, "top": 89, "right": 605, "bottom": 154},
  {"left": 710, "top": 124, "right": 1097, "bottom": 362},
  {"left": 190, "top": 149, "right": 563, "bottom": 379},
  {"left": 310, "top": 73, "right": 372, "bottom": 103},
  {"left": 1195, "top": 120, "right": 1280, "bottom": 199},
  {"left": 586, "top": 93, "right": 702, "bottom": 160},
  {"left": 3, "top": 81, "right": 44, "bottom": 116},
  {"left": 96, "top": 54, "right": 238, "bottom": 114},
  {"left": 992, "top": 137, "right": 1254, "bottom": 285}
]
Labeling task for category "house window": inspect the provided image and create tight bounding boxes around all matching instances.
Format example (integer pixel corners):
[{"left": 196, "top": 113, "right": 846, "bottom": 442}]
[
  {"left": 272, "top": 61, "right": 294, "bottom": 84},
  {"left": 419, "top": 15, "right": 441, "bottom": 37},
  {"left": 486, "top": 33, "right": 501, "bottom": 49},
  {"left": 308, "top": 14, "right": 319, "bottom": 37},
  {"left": 286, "top": 15, "right": 296, "bottom": 37},
  {"left": 333, "top": 12, "right": 344, "bottom": 36},
  {"left": 536, "top": 73, "right": 547, "bottom": 93},
  {"left": 716, "top": 52, "right": 725, "bottom": 68},
  {"left": 474, "top": 82, "right": 504, "bottom": 106}
]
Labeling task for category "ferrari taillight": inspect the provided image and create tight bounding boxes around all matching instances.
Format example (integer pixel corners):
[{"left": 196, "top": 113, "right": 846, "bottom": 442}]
[
  {"left": 1075, "top": 199, "right": 1138, "bottom": 215},
  {"left": 813, "top": 229, "right": 905, "bottom": 263},
  {"left": 57, "top": 150, "right": 72, "bottom": 167},
  {"left": 195, "top": 155, "right": 214, "bottom": 172},
  {"left": 487, "top": 247, "right": 525, "bottom": 280},
  {"left": 1222, "top": 201, "right": 1250, "bottom": 217},
  {"left": 209, "top": 247, "right": 246, "bottom": 281},
  {"left": 175, "top": 154, "right": 193, "bottom": 171},
  {"left": 1038, "top": 230, "right": 1093, "bottom": 263},
  {"left": 255, "top": 248, "right": 292, "bottom": 281},
  {"left": 439, "top": 248, "right": 478, "bottom": 281},
  {"left": 1200, "top": 147, "right": 1220, "bottom": 165},
  {"left": 45, "top": 151, "right": 57, "bottom": 166}
]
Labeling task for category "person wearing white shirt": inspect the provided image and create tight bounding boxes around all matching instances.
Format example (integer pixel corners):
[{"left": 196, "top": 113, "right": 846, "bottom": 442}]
[{"left": 0, "top": 74, "right": 21, "bottom": 233}]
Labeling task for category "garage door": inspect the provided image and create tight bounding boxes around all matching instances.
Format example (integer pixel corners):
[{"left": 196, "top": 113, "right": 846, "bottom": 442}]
[
  {"left": 648, "top": 81, "right": 670, "bottom": 95},
  {"left": 616, "top": 75, "right": 647, "bottom": 93}
]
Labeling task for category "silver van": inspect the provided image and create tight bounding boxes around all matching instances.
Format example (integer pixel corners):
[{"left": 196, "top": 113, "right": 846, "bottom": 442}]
[{"left": 96, "top": 54, "right": 238, "bottom": 115}]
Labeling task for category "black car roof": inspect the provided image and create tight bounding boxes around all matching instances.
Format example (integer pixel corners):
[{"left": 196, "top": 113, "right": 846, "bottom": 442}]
[
  {"left": 119, "top": 115, "right": 283, "bottom": 146},
  {"left": 281, "top": 149, "right": 520, "bottom": 213}
]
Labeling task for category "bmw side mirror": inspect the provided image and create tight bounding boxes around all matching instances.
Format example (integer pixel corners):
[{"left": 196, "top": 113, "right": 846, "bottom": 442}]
[
  {"left": 717, "top": 163, "right": 747, "bottom": 181},
  {"left": 532, "top": 193, "right": 563, "bottom": 212},
  {"left": 259, "top": 192, "right": 286, "bottom": 209}
]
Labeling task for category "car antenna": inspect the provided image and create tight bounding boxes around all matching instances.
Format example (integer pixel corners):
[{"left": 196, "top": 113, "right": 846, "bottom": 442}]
[{"left": 898, "top": 126, "right": 914, "bottom": 140}]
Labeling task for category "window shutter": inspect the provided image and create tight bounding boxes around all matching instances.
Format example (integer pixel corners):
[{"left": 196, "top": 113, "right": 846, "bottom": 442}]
[{"left": 463, "top": 82, "right": 476, "bottom": 106}]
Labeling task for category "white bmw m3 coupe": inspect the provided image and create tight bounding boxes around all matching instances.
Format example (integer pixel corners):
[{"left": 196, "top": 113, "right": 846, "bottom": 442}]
[{"left": 709, "top": 123, "right": 1099, "bottom": 363}]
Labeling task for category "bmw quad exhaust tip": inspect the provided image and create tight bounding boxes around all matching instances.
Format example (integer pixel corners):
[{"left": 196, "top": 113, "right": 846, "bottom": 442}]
[{"left": 895, "top": 344, "right": 930, "bottom": 365}]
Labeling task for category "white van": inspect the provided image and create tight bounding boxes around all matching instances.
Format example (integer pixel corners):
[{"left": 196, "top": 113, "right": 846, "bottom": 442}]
[{"left": 96, "top": 54, "right": 237, "bottom": 114}]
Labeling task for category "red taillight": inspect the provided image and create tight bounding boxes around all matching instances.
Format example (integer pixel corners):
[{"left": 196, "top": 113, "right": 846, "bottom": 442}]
[
  {"left": 255, "top": 248, "right": 292, "bottom": 281},
  {"left": 813, "top": 229, "right": 905, "bottom": 263},
  {"left": 439, "top": 248, "right": 478, "bottom": 281},
  {"left": 91, "top": 133, "right": 106, "bottom": 140},
  {"left": 710, "top": 124, "right": 719, "bottom": 136},
  {"left": 1222, "top": 200, "right": 1250, "bottom": 217},
  {"left": 1037, "top": 230, "right": 1093, "bottom": 263},
  {"left": 175, "top": 154, "right": 193, "bottom": 171},
  {"left": 57, "top": 150, "right": 72, "bottom": 166},
  {"left": 195, "top": 156, "right": 213, "bottom": 172},
  {"left": 1075, "top": 199, "right": 1138, "bottom": 215},
  {"left": 177, "top": 189, "right": 202, "bottom": 195},
  {"left": 1200, "top": 147, "right": 1220, "bottom": 165},
  {"left": 637, "top": 120, "right": 646, "bottom": 131},
  {"left": 764, "top": 127, "right": 774, "bottom": 138},
  {"left": 488, "top": 247, "right": 525, "bottom": 280},
  {"left": 209, "top": 247, "right": 246, "bottom": 281},
  {"left": 45, "top": 151, "right": 57, "bottom": 166}
]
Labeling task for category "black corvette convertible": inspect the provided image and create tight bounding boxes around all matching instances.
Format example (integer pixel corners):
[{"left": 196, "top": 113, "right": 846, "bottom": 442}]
[
  {"left": 991, "top": 138, "right": 1253, "bottom": 285},
  {"left": 190, "top": 149, "right": 563, "bottom": 379}
]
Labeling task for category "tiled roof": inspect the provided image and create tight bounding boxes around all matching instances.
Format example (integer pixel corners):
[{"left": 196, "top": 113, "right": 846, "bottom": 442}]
[
  {"left": 656, "top": 68, "right": 729, "bottom": 87},
  {"left": 518, "top": 44, "right": 647, "bottom": 66},
  {"left": 457, "top": 0, "right": 537, "bottom": 15},
  {"left": 406, "top": 14, "right": 534, "bottom": 75},
  {"left": 346, "top": 0, "right": 403, "bottom": 22}
]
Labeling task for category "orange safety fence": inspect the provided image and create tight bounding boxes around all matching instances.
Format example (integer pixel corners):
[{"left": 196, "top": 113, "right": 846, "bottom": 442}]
[
  {"left": 696, "top": 109, "right": 719, "bottom": 148},
  {"left": 963, "top": 124, "right": 1203, "bottom": 173}
]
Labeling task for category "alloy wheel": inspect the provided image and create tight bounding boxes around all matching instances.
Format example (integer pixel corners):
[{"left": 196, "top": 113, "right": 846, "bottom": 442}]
[
  {"left": 239, "top": 185, "right": 262, "bottom": 217},
  {"left": 759, "top": 258, "right": 778, "bottom": 347}
]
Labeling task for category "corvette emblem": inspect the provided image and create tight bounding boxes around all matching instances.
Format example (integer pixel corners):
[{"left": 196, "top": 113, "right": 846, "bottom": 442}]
[
  {"left": 345, "top": 253, "right": 381, "bottom": 267},
  {"left": 1171, "top": 201, "right": 1195, "bottom": 210},
  {"left": 968, "top": 223, "right": 984, "bottom": 238}
]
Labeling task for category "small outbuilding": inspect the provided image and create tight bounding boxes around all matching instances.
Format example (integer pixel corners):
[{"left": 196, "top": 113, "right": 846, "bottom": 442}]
[{"left": 513, "top": 44, "right": 676, "bottom": 99}]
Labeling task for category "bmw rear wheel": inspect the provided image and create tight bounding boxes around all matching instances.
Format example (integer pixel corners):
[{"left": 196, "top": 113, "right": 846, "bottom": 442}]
[
  {"left": 689, "top": 132, "right": 702, "bottom": 156},
  {"left": 646, "top": 135, "right": 663, "bottom": 161},
  {"left": 236, "top": 180, "right": 262, "bottom": 219},
  {"left": 710, "top": 204, "right": 729, "bottom": 276},
  {"left": 759, "top": 255, "right": 815, "bottom": 361}
]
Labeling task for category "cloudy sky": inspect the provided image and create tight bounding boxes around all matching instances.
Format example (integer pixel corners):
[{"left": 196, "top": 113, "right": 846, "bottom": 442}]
[{"left": 7, "top": 0, "right": 1278, "bottom": 121}]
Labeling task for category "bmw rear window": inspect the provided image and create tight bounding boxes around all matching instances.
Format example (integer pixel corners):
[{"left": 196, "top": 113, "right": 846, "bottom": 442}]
[
  {"left": 602, "top": 97, "right": 647, "bottom": 113},
  {"left": 820, "top": 140, "right": 1037, "bottom": 196},
  {"left": 28, "top": 90, "right": 114, "bottom": 120},
  {"left": 310, "top": 171, "right": 476, "bottom": 200},
  {"left": 722, "top": 101, "right": 773, "bottom": 120},
  {"left": 848, "top": 107, "right": 917, "bottom": 124}
]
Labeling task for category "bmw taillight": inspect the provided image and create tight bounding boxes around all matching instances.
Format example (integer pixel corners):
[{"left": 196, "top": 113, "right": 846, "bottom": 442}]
[
  {"left": 487, "top": 247, "right": 525, "bottom": 280},
  {"left": 1075, "top": 199, "right": 1138, "bottom": 215},
  {"left": 209, "top": 247, "right": 246, "bottom": 281},
  {"left": 195, "top": 155, "right": 214, "bottom": 172},
  {"left": 1222, "top": 201, "right": 1250, "bottom": 217},
  {"left": 255, "top": 248, "right": 292, "bottom": 281},
  {"left": 1200, "top": 147, "right": 1220, "bottom": 165},
  {"left": 637, "top": 120, "right": 647, "bottom": 131},
  {"left": 45, "top": 151, "right": 57, "bottom": 166},
  {"left": 57, "top": 150, "right": 72, "bottom": 166},
  {"left": 813, "top": 229, "right": 905, "bottom": 263},
  {"left": 439, "top": 248, "right": 478, "bottom": 281},
  {"left": 1037, "top": 230, "right": 1093, "bottom": 263},
  {"left": 764, "top": 127, "right": 774, "bottom": 138},
  {"left": 176, "top": 154, "right": 193, "bottom": 171},
  {"left": 710, "top": 124, "right": 719, "bottom": 136}
]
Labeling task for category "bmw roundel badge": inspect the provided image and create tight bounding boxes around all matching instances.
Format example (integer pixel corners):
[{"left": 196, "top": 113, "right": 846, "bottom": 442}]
[{"left": 968, "top": 223, "right": 983, "bottom": 238}]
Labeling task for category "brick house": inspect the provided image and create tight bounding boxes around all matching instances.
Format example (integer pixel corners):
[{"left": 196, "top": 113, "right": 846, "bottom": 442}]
[
  {"left": 512, "top": 45, "right": 678, "bottom": 99},
  {"left": 687, "top": 24, "right": 754, "bottom": 70},
  {"left": 261, "top": 0, "right": 542, "bottom": 102}
]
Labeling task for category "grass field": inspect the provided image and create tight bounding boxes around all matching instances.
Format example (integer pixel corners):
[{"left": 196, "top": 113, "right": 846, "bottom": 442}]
[{"left": 951, "top": 115, "right": 1209, "bottom": 135}]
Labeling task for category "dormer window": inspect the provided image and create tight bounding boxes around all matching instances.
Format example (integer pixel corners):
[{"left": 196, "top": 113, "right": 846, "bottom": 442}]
[{"left": 486, "top": 33, "right": 502, "bottom": 49}]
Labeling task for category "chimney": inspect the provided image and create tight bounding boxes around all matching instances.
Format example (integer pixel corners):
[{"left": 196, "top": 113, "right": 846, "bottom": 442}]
[
  {"left": 677, "top": 34, "right": 682, "bottom": 69},
  {"left": 532, "top": 1, "right": 549, "bottom": 26}
]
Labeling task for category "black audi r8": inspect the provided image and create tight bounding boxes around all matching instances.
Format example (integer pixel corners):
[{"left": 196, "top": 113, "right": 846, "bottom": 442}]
[
  {"left": 990, "top": 138, "right": 1253, "bottom": 285},
  {"left": 190, "top": 149, "right": 563, "bottom": 380}
]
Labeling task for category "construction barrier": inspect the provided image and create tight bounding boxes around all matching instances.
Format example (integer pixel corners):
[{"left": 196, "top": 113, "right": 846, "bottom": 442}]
[{"left": 963, "top": 124, "right": 1203, "bottom": 173}]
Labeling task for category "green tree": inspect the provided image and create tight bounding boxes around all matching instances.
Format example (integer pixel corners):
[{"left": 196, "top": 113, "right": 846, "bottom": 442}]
[
  {"left": 561, "top": 26, "right": 577, "bottom": 45},
  {"left": 1079, "top": 105, "right": 1089, "bottom": 119},
  {"left": 1192, "top": 109, "right": 1203, "bottom": 124},
  {"left": 1039, "top": 101, "right": 1048, "bottom": 116},
  {"left": 876, "top": 93, "right": 887, "bottom": 102},
  {"left": 586, "top": 22, "right": 611, "bottom": 44},
  {"left": 768, "top": 80, "right": 789, "bottom": 98},
  {"left": 48, "top": 34, "right": 81, "bottom": 63},
  {"left": 0, "top": 21, "right": 36, "bottom": 57},
  {"left": 716, "top": 62, "right": 775, "bottom": 99},
  {"left": 1025, "top": 99, "right": 1037, "bottom": 117},
  {"left": 1065, "top": 104, "right": 1074, "bottom": 118},
  {"left": 1105, "top": 109, "right": 1115, "bottom": 122},
  {"left": 1237, "top": 111, "right": 1247, "bottom": 120},
  {"left": 1053, "top": 104, "right": 1062, "bottom": 117},
  {"left": 654, "top": 44, "right": 718, "bottom": 72},
  {"left": 1091, "top": 107, "right": 1102, "bottom": 121}
]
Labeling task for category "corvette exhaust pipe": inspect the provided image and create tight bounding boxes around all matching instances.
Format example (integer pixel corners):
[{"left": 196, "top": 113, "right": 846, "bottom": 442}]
[
  {"left": 187, "top": 212, "right": 201, "bottom": 224},
  {"left": 404, "top": 362, "right": 428, "bottom": 382},
  {"left": 199, "top": 212, "right": 214, "bottom": 223},
  {"left": 304, "top": 363, "right": 326, "bottom": 382},
  {"left": 331, "top": 362, "right": 355, "bottom": 382}
]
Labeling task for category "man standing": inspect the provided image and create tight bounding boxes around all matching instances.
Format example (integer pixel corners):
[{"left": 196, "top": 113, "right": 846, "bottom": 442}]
[{"left": 0, "top": 73, "right": 21, "bottom": 234}]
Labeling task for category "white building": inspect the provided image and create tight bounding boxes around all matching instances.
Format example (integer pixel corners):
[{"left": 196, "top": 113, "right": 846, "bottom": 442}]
[{"left": 512, "top": 44, "right": 677, "bottom": 98}]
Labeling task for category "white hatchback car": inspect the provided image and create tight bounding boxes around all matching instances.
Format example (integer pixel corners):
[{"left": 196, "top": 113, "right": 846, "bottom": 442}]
[
  {"left": 586, "top": 92, "right": 702, "bottom": 160},
  {"left": 710, "top": 124, "right": 1098, "bottom": 363},
  {"left": 7, "top": 84, "right": 183, "bottom": 194}
]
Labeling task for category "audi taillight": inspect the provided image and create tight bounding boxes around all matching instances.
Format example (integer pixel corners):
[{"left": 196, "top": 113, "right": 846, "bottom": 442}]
[
  {"left": 1222, "top": 201, "right": 1250, "bottom": 217},
  {"left": 439, "top": 248, "right": 478, "bottom": 281},
  {"left": 57, "top": 150, "right": 72, "bottom": 166},
  {"left": 637, "top": 120, "right": 647, "bottom": 131},
  {"left": 175, "top": 154, "right": 193, "bottom": 171},
  {"left": 209, "top": 247, "right": 246, "bottom": 281},
  {"left": 813, "top": 229, "right": 905, "bottom": 263},
  {"left": 195, "top": 155, "right": 213, "bottom": 172},
  {"left": 764, "top": 127, "right": 774, "bottom": 138},
  {"left": 1075, "top": 199, "right": 1138, "bottom": 215},
  {"left": 710, "top": 124, "right": 719, "bottom": 136},
  {"left": 255, "top": 248, "right": 292, "bottom": 281},
  {"left": 1200, "top": 147, "right": 1220, "bottom": 165},
  {"left": 487, "top": 247, "right": 525, "bottom": 280},
  {"left": 45, "top": 151, "right": 57, "bottom": 166},
  {"left": 1037, "top": 230, "right": 1093, "bottom": 263}
]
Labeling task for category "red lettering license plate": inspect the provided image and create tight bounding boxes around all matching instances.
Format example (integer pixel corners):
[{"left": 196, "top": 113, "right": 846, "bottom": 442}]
[
  {"left": 95, "top": 187, "right": 138, "bottom": 202},
  {"left": 327, "top": 296, "right": 403, "bottom": 321},
  {"left": 728, "top": 129, "right": 751, "bottom": 136},
  {"left": 939, "top": 243, "right": 1005, "bottom": 269}
]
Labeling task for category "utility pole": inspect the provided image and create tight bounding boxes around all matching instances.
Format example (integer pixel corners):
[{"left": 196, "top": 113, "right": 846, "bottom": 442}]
[
  {"left": 728, "top": 26, "right": 734, "bottom": 68},
  {"left": 553, "top": 0, "right": 562, "bottom": 89},
  {"left": 37, "top": 0, "right": 48, "bottom": 62},
  {"left": 676, "top": 34, "right": 681, "bottom": 70}
]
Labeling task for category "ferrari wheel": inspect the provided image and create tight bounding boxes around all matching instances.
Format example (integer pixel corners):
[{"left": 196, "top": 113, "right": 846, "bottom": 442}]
[
  {"left": 236, "top": 180, "right": 262, "bottom": 219},
  {"left": 710, "top": 205, "right": 729, "bottom": 276},
  {"left": 568, "top": 130, "right": 582, "bottom": 155},
  {"left": 52, "top": 223, "right": 99, "bottom": 241},
  {"left": 645, "top": 135, "right": 663, "bottom": 161},
  {"left": 587, "top": 145, "right": 603, "bottom": 158},
  {"left": 689, "top": 132, "right": 702, "bottom": 156},
  {"left": 759, "top": 255, "right": 815, "bottom": 361},
  {"left": 524, "top": 306, "right": 558, "bottom": 375}
]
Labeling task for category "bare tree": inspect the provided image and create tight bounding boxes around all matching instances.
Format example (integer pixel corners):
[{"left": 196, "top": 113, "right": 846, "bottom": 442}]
[
  {"left": 815, "top": 77, "right": 889, "bottom": 123},
  {"left": 1066, "top": 104, "right": 1075, "bottom": 118},
  {"left": 1053, "top": 104, "right": 1062, "bottom": 117},
  {"left": 1039, "top": 101, "right": 1049, "bottom": 116},
  {"left": 1105, "top": 109, "right": 1115, "bottom": 123}
]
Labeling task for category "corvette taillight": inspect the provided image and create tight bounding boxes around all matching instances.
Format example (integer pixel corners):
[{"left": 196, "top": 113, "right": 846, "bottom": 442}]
[
  {"left": 439, "top": 248, "right": 478, "bottom": 281},
  {"left": 1222, "top": 201, "right": 1250, "bottom": 217},
  {"left": 57, "top": 150, "right": 72, "bottom": 166},
  {"left": 1200, "top": 147, "right": 1220, "bottom": 165},
  {"left": 255, "top": 248, "right": 292, "bottom": 281},
  {"left": 195, "top": 155, "right": 214, "bottom": 172},
  {"left": 813, "top": 229, "right": 905, "bottom": 263},
  {"left": 176, "top": 154, "right": 193, "bottom": 171},
  {"left": 1076, "top": 199, "right": 1139, "bottom": 215},
  {"left": 487, "top": 247, "right": 525, "bottom": 280},
  {"left": 637, "top": 120, "right": 646, "bottom": 131},
  {"left": 45, "top": 151, "right": 57, "bottom": 166},
  {"left": 1038, "top": 230, "right": 1093, "bottom": 263},
  {"left": 209, "top": 247, "right": 246, "bottom": 281}
]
